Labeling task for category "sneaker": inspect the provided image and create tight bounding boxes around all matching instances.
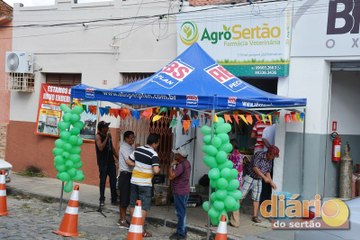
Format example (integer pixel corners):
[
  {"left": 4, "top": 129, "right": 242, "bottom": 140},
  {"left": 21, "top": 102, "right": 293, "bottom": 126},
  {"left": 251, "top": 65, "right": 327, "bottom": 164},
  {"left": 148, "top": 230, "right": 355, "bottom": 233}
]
[
  {"left": 100, "top": 201, "right": 105, "bottom": 207},
  {"left": 169, "top": 232, "right": 186, "bottom": 240},
  {"left": 117, "top": 219, "right": 130, "bottom": 229}
]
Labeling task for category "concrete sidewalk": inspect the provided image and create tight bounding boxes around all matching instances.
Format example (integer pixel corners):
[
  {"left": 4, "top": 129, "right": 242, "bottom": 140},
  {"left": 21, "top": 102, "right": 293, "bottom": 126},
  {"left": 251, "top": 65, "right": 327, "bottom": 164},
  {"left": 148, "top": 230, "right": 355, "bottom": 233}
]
[{"left": 7, "top": 174, "right": 295, "bottom": 240}]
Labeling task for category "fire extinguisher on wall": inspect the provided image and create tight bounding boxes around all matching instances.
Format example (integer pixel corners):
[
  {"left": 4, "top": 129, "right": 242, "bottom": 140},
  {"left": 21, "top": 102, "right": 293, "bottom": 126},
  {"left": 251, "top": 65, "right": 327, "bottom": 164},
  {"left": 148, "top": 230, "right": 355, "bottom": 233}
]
[{"left": 331, "top": 132, "right": 341, "bottom": 162}]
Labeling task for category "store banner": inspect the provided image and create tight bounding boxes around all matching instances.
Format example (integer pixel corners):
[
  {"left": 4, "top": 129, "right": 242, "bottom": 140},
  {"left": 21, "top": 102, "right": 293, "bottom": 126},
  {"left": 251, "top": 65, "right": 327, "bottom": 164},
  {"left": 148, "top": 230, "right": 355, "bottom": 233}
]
[
  {"left": 177, "top": 2, "right": 292, "bottom": 77},
  {"left": 35, "top": 83, "right": 97, "bottom": 140}
]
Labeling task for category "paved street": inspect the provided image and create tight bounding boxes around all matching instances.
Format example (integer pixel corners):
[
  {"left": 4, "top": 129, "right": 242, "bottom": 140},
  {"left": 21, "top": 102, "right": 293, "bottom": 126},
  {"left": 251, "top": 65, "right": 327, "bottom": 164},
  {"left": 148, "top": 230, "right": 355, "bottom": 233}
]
[{"left": 1, "top": 194, "right": 205, "bottom": 240}]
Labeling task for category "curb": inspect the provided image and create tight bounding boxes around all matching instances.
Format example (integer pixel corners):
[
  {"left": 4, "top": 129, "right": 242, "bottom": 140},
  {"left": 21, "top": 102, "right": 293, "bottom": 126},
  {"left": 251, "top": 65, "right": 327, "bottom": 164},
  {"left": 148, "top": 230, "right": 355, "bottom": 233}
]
[{"left": 7, "top": 186, "right": 239, "bottom": 240}]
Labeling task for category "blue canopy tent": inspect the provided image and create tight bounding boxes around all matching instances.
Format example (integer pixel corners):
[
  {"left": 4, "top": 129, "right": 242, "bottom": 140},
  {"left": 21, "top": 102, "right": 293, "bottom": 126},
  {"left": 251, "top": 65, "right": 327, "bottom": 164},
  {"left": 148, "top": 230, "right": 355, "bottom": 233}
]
[{"left": 71, "top": 43, "right": 306, "bottom": 111}]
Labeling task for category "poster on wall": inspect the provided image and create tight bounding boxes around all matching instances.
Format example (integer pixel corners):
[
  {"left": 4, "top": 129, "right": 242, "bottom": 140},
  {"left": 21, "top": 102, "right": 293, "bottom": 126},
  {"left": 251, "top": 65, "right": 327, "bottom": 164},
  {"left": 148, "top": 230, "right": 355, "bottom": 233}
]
[
  {"left": 35, "top": 83, "right": 98, "bottom": 141},
  {"left": 177, "top": 2, "right": 292, "bottom": 77}
]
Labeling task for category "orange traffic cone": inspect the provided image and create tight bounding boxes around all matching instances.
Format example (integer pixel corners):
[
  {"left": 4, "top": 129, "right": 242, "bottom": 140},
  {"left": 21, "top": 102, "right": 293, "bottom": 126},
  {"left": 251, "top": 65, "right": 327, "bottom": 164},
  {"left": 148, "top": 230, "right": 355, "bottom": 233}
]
[
  {"left": 127, "top": 200, "right": 143, "bottom": 240},
  {"left": 215, "top": 215, "right": 227, "bottom": 240},
  {"left": 0, "top": 170, "right": 8, "bottom": 216},
  {"left": 53, "top": 185, "right": 80, "bottom": 237}
]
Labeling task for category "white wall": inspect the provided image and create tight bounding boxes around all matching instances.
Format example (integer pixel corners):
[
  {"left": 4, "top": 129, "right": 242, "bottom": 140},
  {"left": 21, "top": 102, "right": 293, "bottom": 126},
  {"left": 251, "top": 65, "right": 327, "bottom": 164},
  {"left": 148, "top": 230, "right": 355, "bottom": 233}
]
[{"left": 10, "top": 0, "right": 178, "bottom": 123}]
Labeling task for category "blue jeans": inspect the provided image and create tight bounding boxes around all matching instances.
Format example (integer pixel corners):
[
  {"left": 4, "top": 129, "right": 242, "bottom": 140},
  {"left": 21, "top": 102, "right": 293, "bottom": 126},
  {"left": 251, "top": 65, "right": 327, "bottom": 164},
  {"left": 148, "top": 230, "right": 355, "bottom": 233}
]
[{"left": 173, "top": 194, "right": 189, "bottom": 236}]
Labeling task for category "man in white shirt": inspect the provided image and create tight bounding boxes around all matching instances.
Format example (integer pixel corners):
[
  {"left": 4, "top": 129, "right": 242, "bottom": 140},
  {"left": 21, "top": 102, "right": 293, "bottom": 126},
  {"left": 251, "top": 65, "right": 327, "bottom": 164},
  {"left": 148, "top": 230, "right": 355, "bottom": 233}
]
[
  {"left": 262, "top": 124, "right": 276, "bottom": 151},
  {"left": 117, "top": 131, "right": 135, "bottom": 228}
]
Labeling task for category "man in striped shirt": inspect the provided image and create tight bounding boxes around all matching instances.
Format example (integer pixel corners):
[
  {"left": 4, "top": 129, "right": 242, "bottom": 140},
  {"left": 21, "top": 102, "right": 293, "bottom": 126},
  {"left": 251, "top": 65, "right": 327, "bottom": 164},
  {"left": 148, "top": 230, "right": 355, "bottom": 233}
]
[{"left": 128, "top": 133, "right": 161, "bottom": 238}]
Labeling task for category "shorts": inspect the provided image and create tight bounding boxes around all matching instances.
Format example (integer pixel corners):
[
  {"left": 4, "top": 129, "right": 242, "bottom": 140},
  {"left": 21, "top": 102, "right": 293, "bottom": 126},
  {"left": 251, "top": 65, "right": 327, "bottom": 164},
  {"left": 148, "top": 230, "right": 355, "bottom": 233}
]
[
  {"left": 241, "top": 175, "right": 262, "bottom": 202},
  {"left": 129, "top": 183, "right": 152, "bottom": 211},
  {"left": 118, "top": 171, "right": 132, "bottom": 208}
]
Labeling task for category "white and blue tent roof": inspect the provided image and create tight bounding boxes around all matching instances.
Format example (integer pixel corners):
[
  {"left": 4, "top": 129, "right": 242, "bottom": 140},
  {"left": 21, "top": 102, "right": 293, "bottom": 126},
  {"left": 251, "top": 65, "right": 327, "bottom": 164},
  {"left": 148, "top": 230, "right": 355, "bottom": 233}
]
[{"left": 71, "top": 43, "right": 306, "bottom": 111}]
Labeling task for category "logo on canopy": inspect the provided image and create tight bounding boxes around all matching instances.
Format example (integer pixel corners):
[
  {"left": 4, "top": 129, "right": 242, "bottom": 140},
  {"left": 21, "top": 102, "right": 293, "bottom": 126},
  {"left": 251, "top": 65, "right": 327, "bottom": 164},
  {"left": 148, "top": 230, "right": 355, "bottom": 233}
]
[
  {"left": 186, "top": 95, "right": 198, "bottom": 106},
  {"left": 205, "top": 64, "right": 247, "bottom": 92},
  {"left": 179, "top": 21, "right": 199, "bottom": 46},
  {"left": 85, "top": 88, "right": 95, "bottom": 99},
  {"left": 228, "top": 97, "right": 237, "bottom": 107},
  {"left": 151, "top": 60, "right": 194, "bottom": 89}
]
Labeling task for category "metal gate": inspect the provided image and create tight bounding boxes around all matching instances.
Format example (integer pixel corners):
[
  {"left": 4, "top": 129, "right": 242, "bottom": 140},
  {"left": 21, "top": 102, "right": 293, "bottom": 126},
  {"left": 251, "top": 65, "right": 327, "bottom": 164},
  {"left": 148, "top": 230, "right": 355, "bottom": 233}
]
[{"left": 119, "top": 73, "right": 173, "bottom": 174}]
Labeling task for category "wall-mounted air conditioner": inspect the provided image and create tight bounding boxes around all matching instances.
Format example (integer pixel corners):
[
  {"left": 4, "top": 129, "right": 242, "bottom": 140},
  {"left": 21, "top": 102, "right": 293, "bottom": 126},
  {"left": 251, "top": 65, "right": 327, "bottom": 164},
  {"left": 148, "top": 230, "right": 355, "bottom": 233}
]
[{"left": 5, "top": 51, "right": 33, "bottom": 73}]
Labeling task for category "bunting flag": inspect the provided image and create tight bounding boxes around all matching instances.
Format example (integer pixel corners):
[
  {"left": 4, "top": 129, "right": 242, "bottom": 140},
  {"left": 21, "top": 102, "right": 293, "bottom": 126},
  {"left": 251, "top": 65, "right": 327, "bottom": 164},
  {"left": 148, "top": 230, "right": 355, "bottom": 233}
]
[
  {"left": 233, "top": 113, "right": 239, "bottom": 125},
  {"left": 131, "top": 110, "right": 140, "bottom": 120},
  {"left": 99, "top": 107, "right": 107, "bottom": 116},
  {"left": 191, "top": 118, "right": 200, "bottom": 128},
  {"left": 214, "top": 114, "right": 219, "bottom": 122},
  {"left": 255, "top": 114, "right": 261, "bottom": 122},
  {"left": 274, "top": 113, "right": 280, "bottom": 123},
  {"left": 291, "top": 112, "right": 297, "bottom": 122},
  {"left": 109, "top": 108, "right": 120, "bottom": 118},
  {"left": 159, "top": 107, "right": 168, "bottom": 114},
  {"left": 239, "top": 114, "right": 248, "bottom": 125},
  {"left": 170, "top": 110, "right": 177, "bottom": 118},
  {"left": 83, "top": 104, "right": 88, "bottom": 113},
  {"left": 152, "top": 115, "right": 162, "bottom": 122},
  {"left": 268, "top": 114, "right": 272, "bottom": 125},
  {"left": 246, "top": 114, "right": 253, "bottom": 125},
  {"left": 183, "top": 120, "right": 191, "bottom": 132},
  {"left": 261, "top": 114, "right": 267, "bottom": 123},
  {"left": 285, "top": 113, "right": 291, "bottom": 123},
  {"left": 120, "top": 108, "right": 130, "bottom": 120},
  {"left": 88, "top": 105, "right": 97, "bottom": 115},
  {"left": 296, "top": 112, "right": 301, "bottom": 122},
  {"left": 224, "top": 114, "right": 232, "bottom": 123},
  {"left": 141, "top": 108, "right": 153, "bottom": 119},
  {"left": 300, "top": 112, "right": 305, "bottom": 122},
  {"left": 169, "top": 117, "right": 177, "bottom": 128}
]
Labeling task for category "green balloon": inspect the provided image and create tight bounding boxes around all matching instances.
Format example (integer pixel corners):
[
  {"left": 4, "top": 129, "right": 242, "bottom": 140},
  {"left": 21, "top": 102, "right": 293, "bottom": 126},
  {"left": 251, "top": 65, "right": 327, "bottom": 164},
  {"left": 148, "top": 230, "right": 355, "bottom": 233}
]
[
  {"left": 219, "top": 143, "right": 233, "bottom": 153},
  {"left": 201, "top": 125, "right": 212, "bottom": 135},
  {"left": 210, "top": 216, "right": 220, "bottom": 226},
  {"left": 70, "top": 114, "right": 81, "bottom": 123},
  {"left": 211, "top": 136, "right": 222, "bottom": 148},
  {"left": 224, "top": 160, "right": 234, "bottom": 169},
  {"left": 58, "top": 172, "right": 70, "bottom": 181},
  {"left": 202, "top": 201, "right": 210, "bottom": 212},
  {"left": 221, "top": 168, "right": 231, "bottom": 179},
  {"left": 208, "top": 168, "right": 220, "bottom": 180},
  {"left": 208, "top": 208, "right": 219, "bottom": 219},
  {"left": 234, "top": 202, "right": 240, "bottom": 211},
  {"left": 73, "top": 121, "right": 85, "bottom": 130},
  {"left": 73, "top": 170, "right": 84, "bottom": 181},
  {"left": 55, "top": 139, "right": 66, "bottom": 148},
  {"left": 230, "top": 169, "right": 239, "bottom": 179},
  {"left": 202, "top": 145, "right": 218, "bottom": 156},
  {"left": 210, "top": 192, "right": 217, "bottom": 202},
  {"left": 62, "top": 151, "right": 70, "bottom": 159},
  {"left": 224, "top": 196, "right": 237, "bottom": 211},
  {"left": 70, "top": 127, "right": 81, "bottom": 135},
  {"left": 215, "top": 151, "right": 227, "bottom": 164},
  {"left": 203, "top": 156, "right": 217, "bottom": 168},
  {"left": 70, "top": 146, "right": 81, "bottom": 155},
  {"left": 217, "top": 178, "right": 228, "bottom": 190},
  {"left": 217, "top": 162, "right": 227, "bottom": 170},
  {"left": 63, "top": 143, "right": 72, "bottom": 152},
  {"left": 62, "top": 113, "right": 72, "bottom": 122},
  {"left": 229, "top": 190, "right": 243, "bottom": 200},
  {"left": 210, "top": 180, "right": 217, "bottom": 189},
  {"left": 73, "top": 161, "right": 83, "bottom": 169},
  {"left": 70, "top": 154, "right": 81, "bottom": 163},
  {"left": 69, "top": 135, "right": 79, "bottom": 145},
  {"left": 54, "top": 155, "right": 65, "bottom": 165},
  {"left": 215, "top": 123, "right": 232, "bottom": 134},
  {"left": 58, "top": 121, "right": 70, "bottom": 131},
  {"left": 227, "top": 179, "right": 240, "bottom": 191},
  {"left": 76, "top": 138, "right": 83, "bottom": 146},
  {"left": 53, "top": 147, "right": 64, "bottom": 156},
  {"left": 60, "top": 131, "right": 71, "bottom": 141},
  {"left": 60, "top": 104, "right": 71, "bottom": 113},
  {"left": 64, "top": 180, "right": 73, "bottom": 193},
  {"left": 67, "top": 168, "right": 77, "bottom": 178},
  {"left": 213, "top": 200, "right": 225, "bottom": 212},
  {"left": 55, "top": 163, "right": 66, "bottom": 172},
  {"left": 71, "top": 105, "right": 84, "bottom": 115},
  {"left": 203, "top": 135, "right": 212, "bottom": 145},
  {"left": 215, "top": 189, "right": 227, "bottom": 201},
  {"left": 214, "top": 117, "right": 225, "bottom": 128},
  {"left": 217, "top": 133, "right": 230, "bottom": 144},
  {"left": 65, "top": 160, "right": 74, "bottom": 168}
]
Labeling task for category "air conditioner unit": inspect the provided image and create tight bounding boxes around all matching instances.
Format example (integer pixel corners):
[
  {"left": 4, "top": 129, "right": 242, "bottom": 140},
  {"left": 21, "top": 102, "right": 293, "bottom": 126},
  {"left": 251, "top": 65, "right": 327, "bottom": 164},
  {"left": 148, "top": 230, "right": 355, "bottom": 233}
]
[{"left": 5, "top": 51, "right": 33, "bottom": 73}]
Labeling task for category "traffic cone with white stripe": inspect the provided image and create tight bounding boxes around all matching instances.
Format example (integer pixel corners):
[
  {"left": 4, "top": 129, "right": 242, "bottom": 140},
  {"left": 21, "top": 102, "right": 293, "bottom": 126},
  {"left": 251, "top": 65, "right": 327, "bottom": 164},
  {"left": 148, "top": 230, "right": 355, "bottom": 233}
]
[
  {"left": 215, "top": 215, "right": 227, "bottom": 240},
  {"left": 53, "top": 185, "right": 80, "bottom": 237},
  {"left": 0, "top": 170, "right": 8, "bottom": 216},
  {"left": 127, "top": 200, "right": 143, "bottom": 240}
]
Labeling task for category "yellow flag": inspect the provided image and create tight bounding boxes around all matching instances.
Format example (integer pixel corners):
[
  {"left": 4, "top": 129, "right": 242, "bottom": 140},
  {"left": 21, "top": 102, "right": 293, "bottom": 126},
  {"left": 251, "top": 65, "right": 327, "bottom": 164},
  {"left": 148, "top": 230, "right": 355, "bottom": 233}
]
[
  {"left": 239, "top": 115, "right": 249, "bottom": 125},
  {"left": 152, "top": 115, "right": 162, "bottom": 122}
]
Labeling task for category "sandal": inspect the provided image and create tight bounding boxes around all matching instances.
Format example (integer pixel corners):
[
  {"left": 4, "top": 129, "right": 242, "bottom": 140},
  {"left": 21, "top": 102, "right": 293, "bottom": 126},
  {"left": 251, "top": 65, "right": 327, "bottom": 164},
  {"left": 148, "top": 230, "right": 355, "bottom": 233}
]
[
  {"left": 252, "top": 216, "right": 262, "bottom": 223},
  {"left": 143, "top": 231, "right": 152, "bottom": 238}
]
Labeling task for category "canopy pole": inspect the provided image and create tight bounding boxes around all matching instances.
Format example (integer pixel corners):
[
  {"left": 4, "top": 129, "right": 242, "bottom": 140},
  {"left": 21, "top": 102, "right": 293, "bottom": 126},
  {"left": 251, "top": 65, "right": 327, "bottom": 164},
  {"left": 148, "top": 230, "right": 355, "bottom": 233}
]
[
  {"left": 301, "top": 108, "right": 306, "bottom": 198},
  {"left": 206, "top": 109, "right": 215, "bottom": 240}
]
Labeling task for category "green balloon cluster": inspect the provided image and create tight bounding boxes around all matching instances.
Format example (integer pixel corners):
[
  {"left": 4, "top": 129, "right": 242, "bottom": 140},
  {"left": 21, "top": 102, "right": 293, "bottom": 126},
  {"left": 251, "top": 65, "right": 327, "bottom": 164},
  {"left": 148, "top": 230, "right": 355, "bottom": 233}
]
[
  {"left": 201, "top": 117, "right": 242, "bottom": 225},
  {"left": 53, "top": 104, "right": 85, "bottom": 193}
]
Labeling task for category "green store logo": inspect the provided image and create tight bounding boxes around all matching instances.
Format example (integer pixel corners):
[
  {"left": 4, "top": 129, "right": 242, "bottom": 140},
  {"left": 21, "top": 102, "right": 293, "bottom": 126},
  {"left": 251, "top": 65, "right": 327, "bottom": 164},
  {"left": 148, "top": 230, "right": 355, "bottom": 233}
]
[{"left": 179, "top": 21, "right": 199, "bottom": 45}]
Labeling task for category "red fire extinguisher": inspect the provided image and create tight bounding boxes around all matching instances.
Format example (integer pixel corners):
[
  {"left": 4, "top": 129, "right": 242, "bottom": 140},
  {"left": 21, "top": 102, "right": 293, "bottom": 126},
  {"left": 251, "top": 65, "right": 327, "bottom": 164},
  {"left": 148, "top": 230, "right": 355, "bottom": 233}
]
[{"left": 331, "top": 132, "right": 341, "bottom": 162}]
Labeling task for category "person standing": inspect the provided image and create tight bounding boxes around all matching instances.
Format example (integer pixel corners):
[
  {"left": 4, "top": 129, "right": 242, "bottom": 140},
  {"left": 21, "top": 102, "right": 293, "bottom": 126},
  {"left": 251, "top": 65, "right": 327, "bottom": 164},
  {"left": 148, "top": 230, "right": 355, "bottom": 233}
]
[
  {"left": 262, "top": 124, "right": 276, "bottom": 152},
  {"left": 168, "top": 147, "right": 191, "bottom": 240},
  {"left": 241, "top": 145, "right": 279, "bottom": 223},
  {"left": 95, "top": 121, "right": 118, "bottom": 206},
  {"left": 117, "top": 131, "right": 136, "bottom": 228},
  {"left": 251, "top": 120, "right": 271, "bottom": 154},
  {"left": 128, "top": 133, "right": 161, "bottom": 238}
]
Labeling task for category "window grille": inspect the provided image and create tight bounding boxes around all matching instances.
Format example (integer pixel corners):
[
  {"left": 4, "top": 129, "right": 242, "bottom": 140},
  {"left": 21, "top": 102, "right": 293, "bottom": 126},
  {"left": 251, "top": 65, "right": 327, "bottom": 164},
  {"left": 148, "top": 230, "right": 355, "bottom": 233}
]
[{"left": 6, "top": 73, "right": 35, "bottom": 92}]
